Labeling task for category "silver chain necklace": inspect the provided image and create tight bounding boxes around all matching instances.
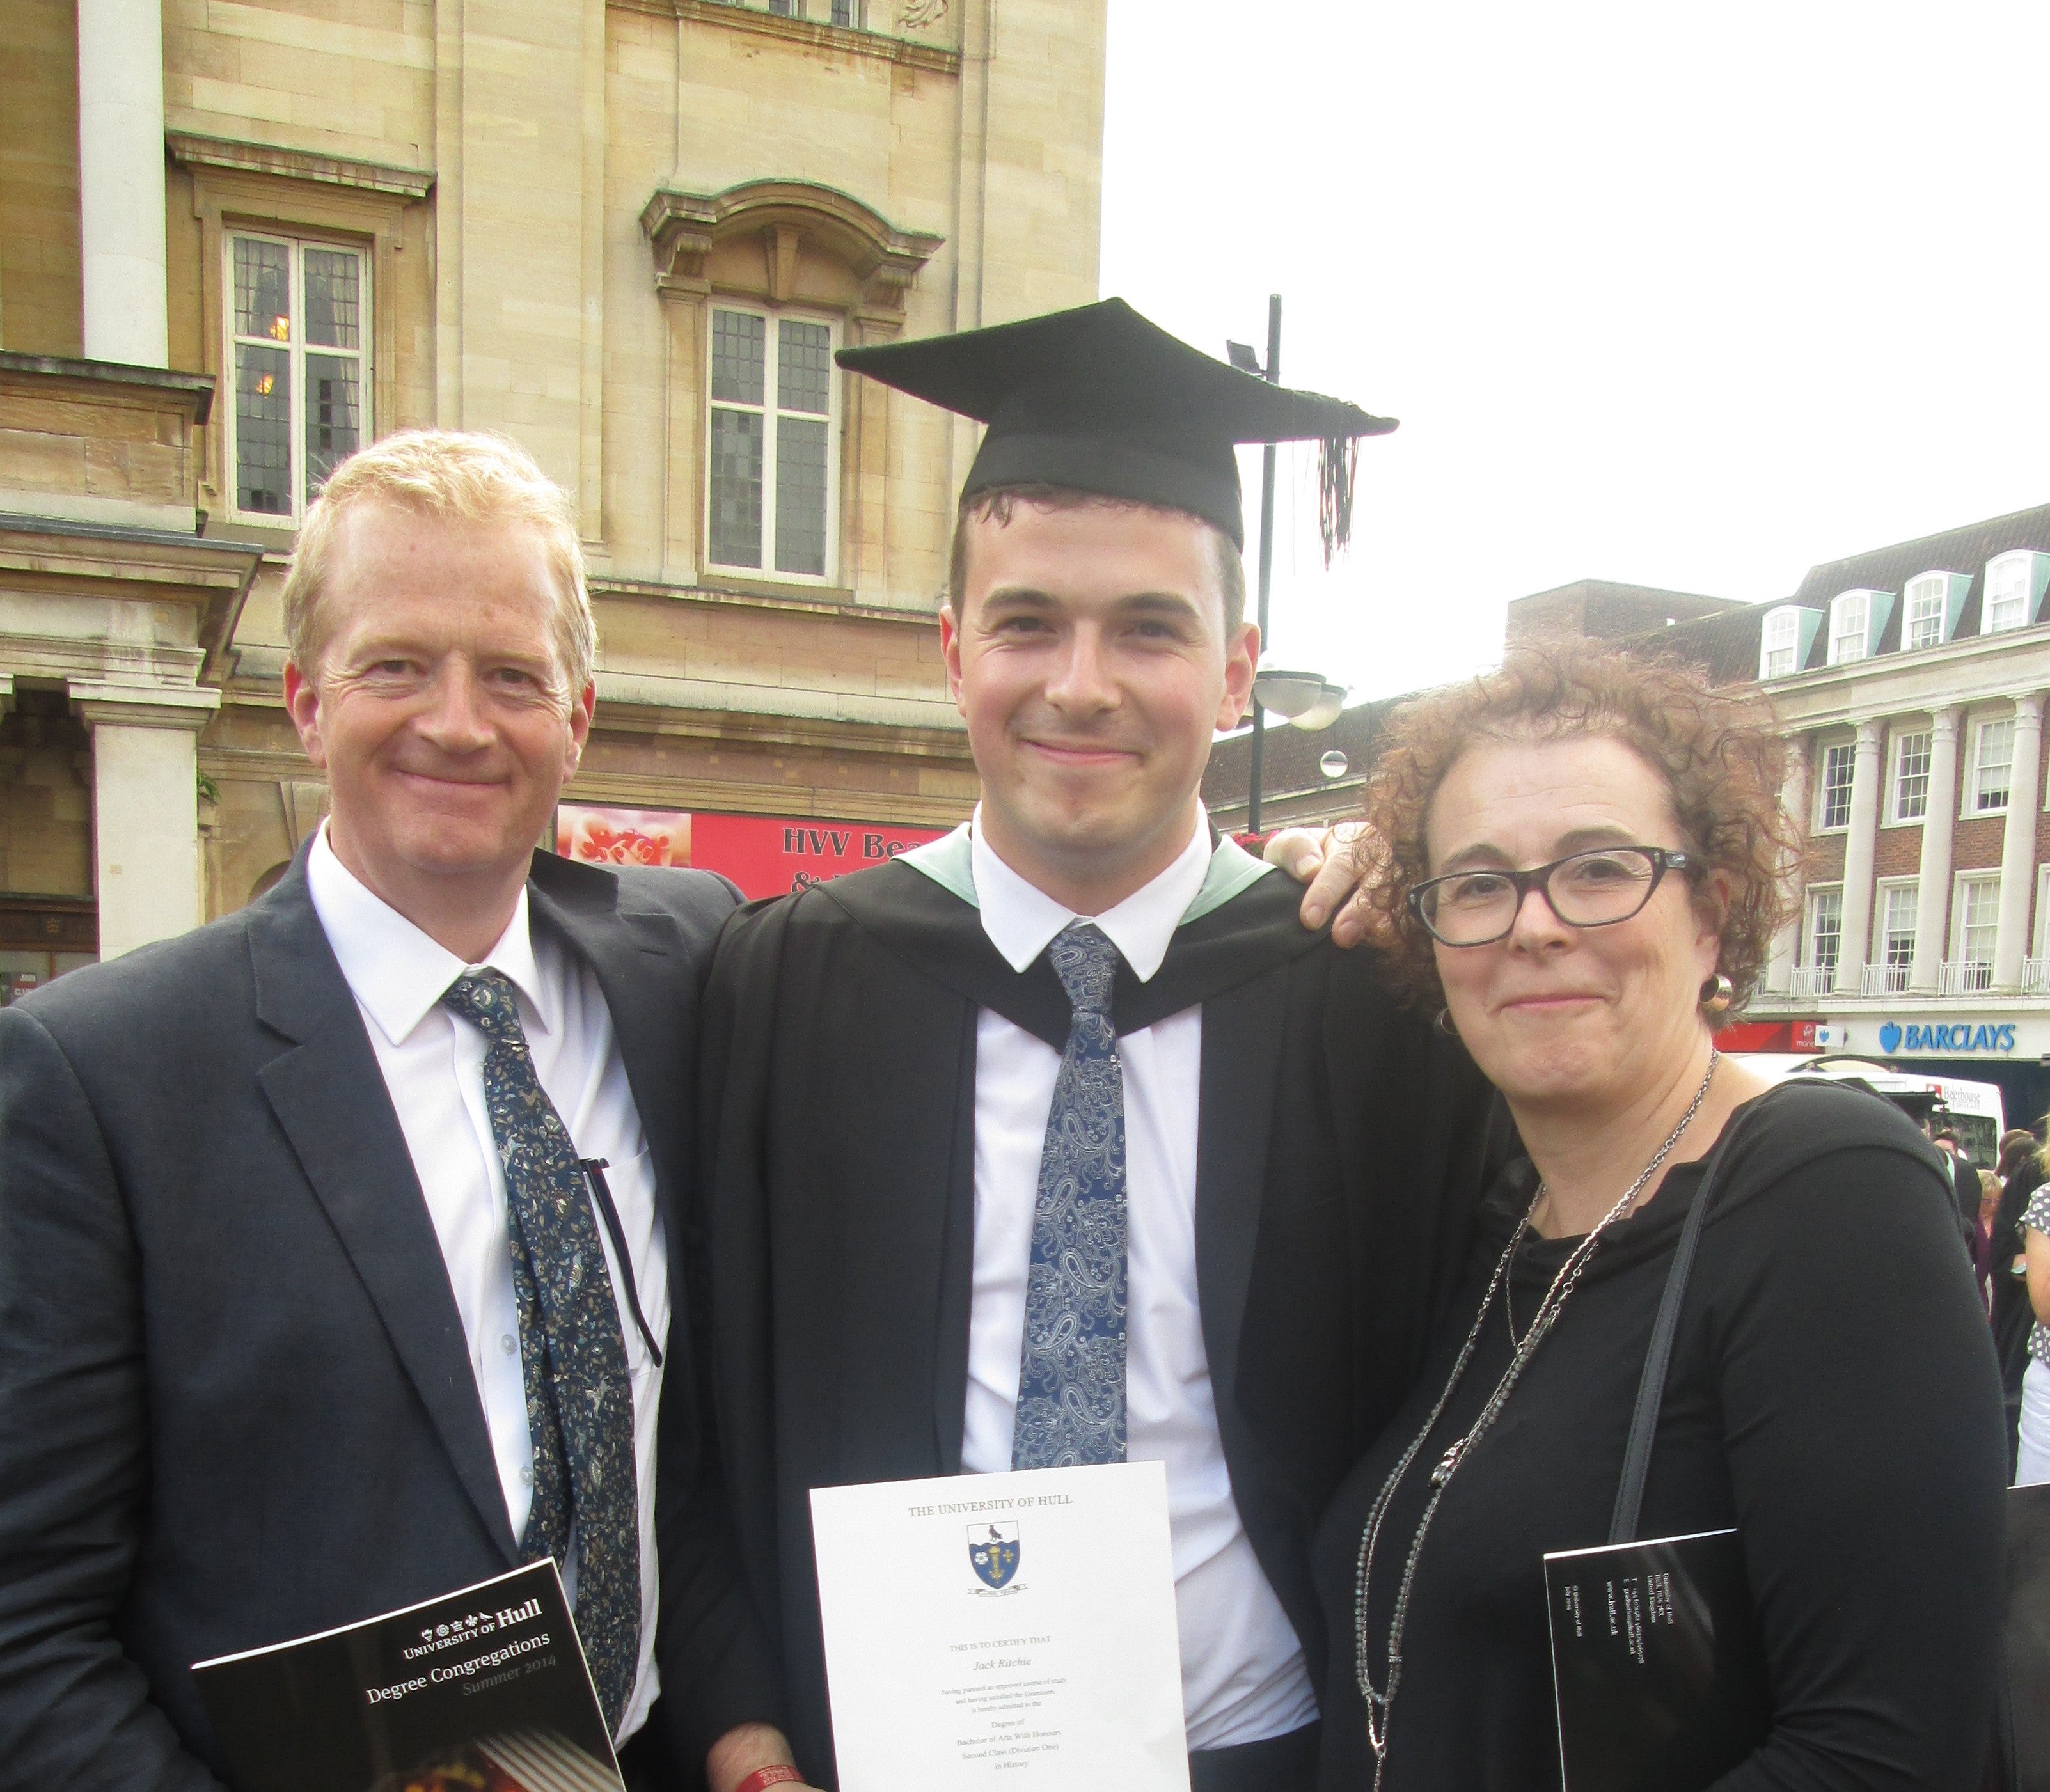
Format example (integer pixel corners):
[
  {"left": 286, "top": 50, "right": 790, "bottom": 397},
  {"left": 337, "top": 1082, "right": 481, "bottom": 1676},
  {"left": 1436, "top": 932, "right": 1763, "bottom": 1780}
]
[{"left": 1352, "top": 1049, "right": 1720, "bottom": 1790}]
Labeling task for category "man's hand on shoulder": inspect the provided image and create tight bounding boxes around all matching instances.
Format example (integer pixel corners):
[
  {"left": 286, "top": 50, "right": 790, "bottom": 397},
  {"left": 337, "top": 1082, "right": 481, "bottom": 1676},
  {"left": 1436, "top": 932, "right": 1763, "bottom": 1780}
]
[
  {"left": 706, "top": 1720, "right": 823, "bottom": 1792},
  {"left": 1265, "top": 822, "right": 1380, "bottom": 947}
]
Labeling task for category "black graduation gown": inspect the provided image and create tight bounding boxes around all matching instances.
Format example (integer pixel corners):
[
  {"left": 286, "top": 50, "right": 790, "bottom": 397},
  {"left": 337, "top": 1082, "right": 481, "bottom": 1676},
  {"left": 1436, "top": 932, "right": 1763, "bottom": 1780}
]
[{"left": 684, "top": 854, "right": 1506, "bottom": 1786}]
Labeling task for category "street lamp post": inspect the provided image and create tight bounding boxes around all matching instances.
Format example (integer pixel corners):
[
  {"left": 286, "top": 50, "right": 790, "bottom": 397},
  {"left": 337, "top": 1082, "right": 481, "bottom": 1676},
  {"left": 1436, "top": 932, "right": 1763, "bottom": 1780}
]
[{"left": 1230, "top": 294, "right": 1282, "bottom": 835}]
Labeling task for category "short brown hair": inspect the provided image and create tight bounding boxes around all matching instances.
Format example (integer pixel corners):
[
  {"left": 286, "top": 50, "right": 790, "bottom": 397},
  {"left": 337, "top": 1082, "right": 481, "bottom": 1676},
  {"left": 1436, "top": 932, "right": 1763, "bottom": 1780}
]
[
  {"left": 280, "top": 429, "right": 596, "bottom": 709},
  {"left": 1355, "top": 644, "right": 1802, "bottom": 1021},
  {"left": 947, "top": 484, "right": 1247, "bottom": 636}
]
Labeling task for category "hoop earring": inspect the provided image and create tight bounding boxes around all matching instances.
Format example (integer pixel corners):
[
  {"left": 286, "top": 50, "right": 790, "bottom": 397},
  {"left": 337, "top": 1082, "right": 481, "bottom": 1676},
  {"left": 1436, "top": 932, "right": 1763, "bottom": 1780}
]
[
  {"left": 1435, "top": 1006, "right": 1460, "bottom": 1038},
  {"left": 1700, "top": 972, "right": 1735, "bottom": 1015}
]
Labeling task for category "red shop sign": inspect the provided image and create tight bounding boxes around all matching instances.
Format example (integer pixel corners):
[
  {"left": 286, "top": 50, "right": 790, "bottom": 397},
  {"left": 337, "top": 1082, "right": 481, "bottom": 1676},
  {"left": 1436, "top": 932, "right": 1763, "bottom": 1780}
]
[{"left": 557, "top": 803, "right": 950, "bottom": 902}]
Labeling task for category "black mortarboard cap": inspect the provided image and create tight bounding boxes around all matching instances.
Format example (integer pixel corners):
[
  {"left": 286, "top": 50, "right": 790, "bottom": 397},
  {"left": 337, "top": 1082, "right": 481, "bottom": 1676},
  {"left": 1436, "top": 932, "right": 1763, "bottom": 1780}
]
[{"left": 837, "top": 298, "right": 1395, "bottom": 559}]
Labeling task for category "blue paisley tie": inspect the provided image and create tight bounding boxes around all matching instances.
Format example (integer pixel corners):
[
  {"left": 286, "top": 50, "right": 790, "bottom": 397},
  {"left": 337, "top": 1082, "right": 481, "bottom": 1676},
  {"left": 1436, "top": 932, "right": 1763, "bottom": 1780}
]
[
  {"left": 441, "top": 970, "right": 639, "bottom": 1734},
  {"left": 1012, "top": 922, "right": 1129, "bottom": 1470}
]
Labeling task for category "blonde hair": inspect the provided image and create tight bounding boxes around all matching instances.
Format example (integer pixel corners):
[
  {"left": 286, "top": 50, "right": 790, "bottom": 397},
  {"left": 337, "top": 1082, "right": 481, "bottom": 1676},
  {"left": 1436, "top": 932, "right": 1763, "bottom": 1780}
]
[{"left": 280, "top": 430, "right": 596, "bottom": 705}]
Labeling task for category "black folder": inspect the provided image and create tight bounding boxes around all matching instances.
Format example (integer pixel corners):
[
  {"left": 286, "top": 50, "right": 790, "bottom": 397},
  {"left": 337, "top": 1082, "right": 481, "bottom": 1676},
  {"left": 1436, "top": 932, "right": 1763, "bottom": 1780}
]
[{"left": 1543, "top": 1527, "right": 1770, "bottom": 1792}]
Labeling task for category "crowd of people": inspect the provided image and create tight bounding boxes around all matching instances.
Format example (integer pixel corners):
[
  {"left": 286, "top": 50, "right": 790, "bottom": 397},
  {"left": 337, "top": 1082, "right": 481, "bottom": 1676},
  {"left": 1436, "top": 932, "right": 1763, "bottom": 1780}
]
[{"left": 0, "top": 299, "right": 2027, "bottom": 1792}]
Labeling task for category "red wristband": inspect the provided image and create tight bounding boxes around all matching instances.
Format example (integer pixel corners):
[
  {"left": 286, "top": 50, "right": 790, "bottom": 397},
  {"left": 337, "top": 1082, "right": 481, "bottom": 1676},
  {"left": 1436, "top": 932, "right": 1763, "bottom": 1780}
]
[{"left": 734, "top": 1769, "right": 804, "bottom": 1792}]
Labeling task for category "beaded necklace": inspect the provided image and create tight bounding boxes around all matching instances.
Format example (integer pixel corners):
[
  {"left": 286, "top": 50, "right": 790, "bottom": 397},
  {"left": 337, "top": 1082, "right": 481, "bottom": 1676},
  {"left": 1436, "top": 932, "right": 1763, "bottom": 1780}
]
[{"left": 1352, "top": 1050, "right": 1720, "bottom": 1789}]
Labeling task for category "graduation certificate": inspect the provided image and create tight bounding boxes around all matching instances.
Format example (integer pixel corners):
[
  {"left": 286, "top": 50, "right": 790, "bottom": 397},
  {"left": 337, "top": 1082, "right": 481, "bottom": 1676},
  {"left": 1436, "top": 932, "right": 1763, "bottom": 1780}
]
[{"left": 809, "top": 1461, "right": 1190, "bottom": 1792}]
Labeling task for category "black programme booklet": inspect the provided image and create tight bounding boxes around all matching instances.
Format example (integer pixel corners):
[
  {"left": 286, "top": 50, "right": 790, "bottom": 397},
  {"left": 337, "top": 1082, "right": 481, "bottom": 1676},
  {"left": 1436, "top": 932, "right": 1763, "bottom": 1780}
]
[
  {"left": 1543, "top": 1527, "right": 1770, "bottom": 1792},
  {"left": 192, "top": 1560, "right": 624, "bottom": 1792}
]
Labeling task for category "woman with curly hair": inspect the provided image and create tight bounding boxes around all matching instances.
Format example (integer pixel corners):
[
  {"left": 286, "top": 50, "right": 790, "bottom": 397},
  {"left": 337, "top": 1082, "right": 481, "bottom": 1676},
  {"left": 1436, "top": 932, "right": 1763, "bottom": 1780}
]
[{"left": 1304, "top": 647, "right": 2007, "bottom": 1790}]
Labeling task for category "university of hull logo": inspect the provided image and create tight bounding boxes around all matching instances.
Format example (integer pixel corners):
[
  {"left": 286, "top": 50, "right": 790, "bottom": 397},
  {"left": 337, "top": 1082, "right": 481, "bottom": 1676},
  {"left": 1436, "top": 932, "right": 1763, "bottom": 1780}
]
[{"left": 968, "top": 1521, "right": 1021, "bottom": 1592}]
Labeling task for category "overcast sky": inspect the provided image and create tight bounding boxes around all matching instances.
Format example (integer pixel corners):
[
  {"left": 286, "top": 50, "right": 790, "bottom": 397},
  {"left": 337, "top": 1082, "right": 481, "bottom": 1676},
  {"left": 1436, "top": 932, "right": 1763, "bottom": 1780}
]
[{"left": 1100, "top": 0, "right": 2050, "bottom": 702}]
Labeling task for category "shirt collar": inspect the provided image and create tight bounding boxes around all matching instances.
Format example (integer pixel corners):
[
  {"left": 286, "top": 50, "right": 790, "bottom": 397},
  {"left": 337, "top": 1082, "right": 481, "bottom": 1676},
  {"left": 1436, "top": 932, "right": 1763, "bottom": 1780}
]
[
  {"left": 306, "top": 824, "right": 553, "bottom": 1047},
  {"left": 969, "top": 805, "right": 1215, "bottom": 982}
]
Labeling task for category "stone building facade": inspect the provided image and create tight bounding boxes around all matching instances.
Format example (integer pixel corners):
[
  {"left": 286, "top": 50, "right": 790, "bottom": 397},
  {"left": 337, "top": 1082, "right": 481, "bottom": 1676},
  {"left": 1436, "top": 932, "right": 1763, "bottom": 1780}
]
[{"left": 0, "top": 0, "right": 1107, "bottom": 983}]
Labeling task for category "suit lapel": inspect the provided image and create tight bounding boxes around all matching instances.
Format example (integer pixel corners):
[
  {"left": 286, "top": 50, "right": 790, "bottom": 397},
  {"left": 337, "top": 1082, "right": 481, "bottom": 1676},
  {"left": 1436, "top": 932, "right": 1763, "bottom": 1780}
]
[
  {"left": 248, "top": 860, "right": 518, "bottom": 1564},
  {"left": 525, "top": 853, "right": 690, "bottom": 1230}
]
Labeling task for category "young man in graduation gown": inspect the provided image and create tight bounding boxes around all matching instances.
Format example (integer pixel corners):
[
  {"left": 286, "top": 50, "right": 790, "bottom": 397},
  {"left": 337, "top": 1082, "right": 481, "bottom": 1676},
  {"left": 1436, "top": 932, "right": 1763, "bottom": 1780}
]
[{"left": 684, "top": 302, "right": 1504, "bottom": 1792}]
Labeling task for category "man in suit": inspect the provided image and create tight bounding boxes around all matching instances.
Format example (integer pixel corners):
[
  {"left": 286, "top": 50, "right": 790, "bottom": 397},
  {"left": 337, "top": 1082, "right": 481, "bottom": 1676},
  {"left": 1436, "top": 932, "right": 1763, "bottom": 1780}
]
[
  {"left": 689, "top": 304, "right": 1503, "bottom": 1791},
  {"left": 0, "top": 431, "right": 799, "bottom": 1791}
]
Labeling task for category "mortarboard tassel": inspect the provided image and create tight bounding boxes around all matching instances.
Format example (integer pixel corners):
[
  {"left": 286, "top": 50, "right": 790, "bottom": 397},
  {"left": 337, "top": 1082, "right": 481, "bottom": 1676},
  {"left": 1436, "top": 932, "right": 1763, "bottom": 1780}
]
[{"left": 1319, "top": 433, "right": 1359, "bottom": 566}]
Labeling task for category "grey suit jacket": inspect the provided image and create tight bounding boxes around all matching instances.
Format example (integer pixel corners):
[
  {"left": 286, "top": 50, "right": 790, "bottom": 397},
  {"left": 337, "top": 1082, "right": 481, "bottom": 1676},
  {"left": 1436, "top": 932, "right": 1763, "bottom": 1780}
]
[{"left": 0, "top": 847, "right": 768, "bottom": 1789}]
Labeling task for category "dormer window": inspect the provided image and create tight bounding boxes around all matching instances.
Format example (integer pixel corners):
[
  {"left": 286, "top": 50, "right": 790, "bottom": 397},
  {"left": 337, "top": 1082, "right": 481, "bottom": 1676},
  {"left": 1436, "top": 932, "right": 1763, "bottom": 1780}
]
[
  {"left": 1822, "top": 588, "right": 1893, "bottom": 666},
  {"left": 1984, "top": 550, "right": 2049, "bottom": 634},
  {"left": 1904, "top": 571, "right": 1968, "bottom": 649},
  {"left": 1759, "top": 605, "right": 1820, "bottom": 679},
  {"left": 1828, "top": 591, "right": 1868, "bottom": 664}
]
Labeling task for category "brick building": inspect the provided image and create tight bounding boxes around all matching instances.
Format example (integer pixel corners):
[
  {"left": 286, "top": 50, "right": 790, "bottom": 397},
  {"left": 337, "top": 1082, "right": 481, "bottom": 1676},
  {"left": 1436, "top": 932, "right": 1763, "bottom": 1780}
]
[
  {"left": 0, "top": 0, "right": 1108, "bottom": 985},
  {"left": 1205, "top": 513, "right": 2050, "bottom": 1127},
  {"left": 1203, "top": 580, "right": 1749, "bottom": 833},
  {"left": 1660, "top": 502, "right": 2050, "bottom": 1129}
]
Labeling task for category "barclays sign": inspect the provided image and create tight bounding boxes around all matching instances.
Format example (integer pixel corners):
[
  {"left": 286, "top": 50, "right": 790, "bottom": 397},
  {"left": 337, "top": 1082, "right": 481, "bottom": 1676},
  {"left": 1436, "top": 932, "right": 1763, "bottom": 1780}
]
[{"left": 1877, "top": 1020, "right": 2018, "bottom": 1055}]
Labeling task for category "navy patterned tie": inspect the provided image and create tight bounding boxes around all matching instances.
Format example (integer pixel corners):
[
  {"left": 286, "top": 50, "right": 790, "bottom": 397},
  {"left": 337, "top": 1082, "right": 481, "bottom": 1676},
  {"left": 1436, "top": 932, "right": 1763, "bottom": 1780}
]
[
  {"left": 1012, "top": 922, "right": 1129, "bottom": 1469},
  {"left": 440, "top": 970, "right": 640, "bottom": 1733}
]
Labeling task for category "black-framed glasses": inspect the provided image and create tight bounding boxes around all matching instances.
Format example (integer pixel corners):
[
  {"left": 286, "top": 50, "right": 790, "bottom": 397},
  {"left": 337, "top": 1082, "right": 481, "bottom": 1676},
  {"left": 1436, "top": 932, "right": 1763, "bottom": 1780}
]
[{"left": 1407, "top": 845, "right": 1698, "bottom": 947}]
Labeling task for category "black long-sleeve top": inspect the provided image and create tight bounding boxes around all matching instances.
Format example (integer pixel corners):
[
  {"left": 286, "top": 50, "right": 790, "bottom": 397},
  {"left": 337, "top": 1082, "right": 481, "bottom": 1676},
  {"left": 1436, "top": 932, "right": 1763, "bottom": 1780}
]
[
  {"left": 1312, "top": 1083, "right": 2008, "bottom": 1791},
  {"left": 1992, "top": 1157, "right": 2044, "bottom": 1406}
]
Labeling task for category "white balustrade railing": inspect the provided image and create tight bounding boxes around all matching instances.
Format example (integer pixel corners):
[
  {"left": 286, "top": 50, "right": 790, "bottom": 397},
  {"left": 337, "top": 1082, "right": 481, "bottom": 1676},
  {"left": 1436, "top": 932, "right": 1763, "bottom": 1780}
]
[
  {"left": 2024, "top": 957, "right": 2050, "bottom": 994},
  {"left": 1788, "top": 965, "right": 1836, "bottom": 997},
  {"left": 1861, "top": 962, "right": 1910, "bottom": 996},
  {"left": 1939, "top": 958, "right": 1994, "bottom": 994}
]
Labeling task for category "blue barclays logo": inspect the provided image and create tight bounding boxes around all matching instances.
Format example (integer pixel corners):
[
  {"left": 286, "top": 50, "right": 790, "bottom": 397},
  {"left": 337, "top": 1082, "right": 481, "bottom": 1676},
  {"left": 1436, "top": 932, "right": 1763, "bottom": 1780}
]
[{"left": 1877, "top": 1019, "right": 2017, "bottom": 1055}]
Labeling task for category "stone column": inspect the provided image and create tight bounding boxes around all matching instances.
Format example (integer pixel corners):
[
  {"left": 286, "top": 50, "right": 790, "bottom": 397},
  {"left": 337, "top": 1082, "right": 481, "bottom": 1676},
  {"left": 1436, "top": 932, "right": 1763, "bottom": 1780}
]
[
  {"left": 1763, "top": 735, "right": 1809, "bottom": 994},
  {"left": 73, "top": 686, "right": 221, "bottom": 959},
  {"left": 658, "top": 287, "right": 707, "bottom": 585},
  {"left": 1833, "top": 718, "right": 1885, "bottom": 994},
  {"left": 75, "top": 0, "right": 168, "bottom": 367},
  {"left": 1910, "top": 705, "right": 1962, "bottom": 994},
  {"left": 1994, "top": 690, "right": 2046, "bottom": 990}
]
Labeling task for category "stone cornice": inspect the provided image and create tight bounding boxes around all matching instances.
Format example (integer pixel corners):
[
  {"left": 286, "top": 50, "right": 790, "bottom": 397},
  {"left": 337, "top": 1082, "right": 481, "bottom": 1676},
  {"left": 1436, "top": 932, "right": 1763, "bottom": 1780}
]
[
  {"left": 0, "top": 518, "right": 264, "bottom": 684},
  {"left": 590, "top": 571, "right": 942, "bottom": 629},
  {"left": 613, "top": 0, "right": 959, "bottom": 74},
  {"left": 0, "top": 352, "right": 217, "bottom": 426},
  {"left": 166, "top": 132, "right": 435, "bottom": 201},
  {"left": 0, "top": 517, "right": 261, "bottom": 588},
  {"left": 583, "top": 698, "right": 970, "bottom": 762},
  {"left": 591, "top": 668, "right": 960, "bottom": 735},
  {"left": 73, "top": 684, "right": 223, "bottom": 733},
  {"left": 0, "top": 631, "right": 206, "bottom": 689},
  {"left": 1762, "top": 639, "right": 2050, "bottom": 734}
]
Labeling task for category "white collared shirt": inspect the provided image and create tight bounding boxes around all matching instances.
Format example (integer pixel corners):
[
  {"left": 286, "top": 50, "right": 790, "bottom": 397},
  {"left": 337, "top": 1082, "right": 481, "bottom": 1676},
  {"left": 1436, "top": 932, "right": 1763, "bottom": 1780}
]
[
  {"left": 960, "top": 806, "right": 1318, "bottom": 1751},
  {"left": 307, "top": 826, "right": 667, "bottom": 1744}
]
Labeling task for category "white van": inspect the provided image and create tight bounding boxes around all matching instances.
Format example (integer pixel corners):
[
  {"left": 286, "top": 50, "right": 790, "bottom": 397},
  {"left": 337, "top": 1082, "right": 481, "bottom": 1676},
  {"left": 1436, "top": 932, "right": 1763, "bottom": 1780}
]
[{"left": 1731, "top": 1053, "right": 2007, "bottom": 1165}]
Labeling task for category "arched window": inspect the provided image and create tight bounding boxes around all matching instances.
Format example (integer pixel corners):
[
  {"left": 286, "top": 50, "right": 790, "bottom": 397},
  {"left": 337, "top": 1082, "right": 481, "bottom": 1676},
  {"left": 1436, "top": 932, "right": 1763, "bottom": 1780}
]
[{"left": 643, "top": 180, "right": 943, "bottom": 592}]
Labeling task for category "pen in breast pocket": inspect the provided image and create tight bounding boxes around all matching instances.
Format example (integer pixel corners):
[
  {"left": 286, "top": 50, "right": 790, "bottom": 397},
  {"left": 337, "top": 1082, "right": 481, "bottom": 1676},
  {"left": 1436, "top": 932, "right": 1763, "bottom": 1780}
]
[{"left": 580, "top": 1158, "right": 663, "bottom": 1367}]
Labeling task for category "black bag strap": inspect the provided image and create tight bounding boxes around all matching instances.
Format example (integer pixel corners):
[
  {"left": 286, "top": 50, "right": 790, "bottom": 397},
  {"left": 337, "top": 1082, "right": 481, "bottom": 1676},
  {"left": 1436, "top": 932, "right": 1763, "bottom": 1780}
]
[
  {"left": 1607, "top": 1112, "right": 1746, "bottom": 1546},
  {"left": 1605, "top": 1078, "right": 1952, "bottom": 1543}
]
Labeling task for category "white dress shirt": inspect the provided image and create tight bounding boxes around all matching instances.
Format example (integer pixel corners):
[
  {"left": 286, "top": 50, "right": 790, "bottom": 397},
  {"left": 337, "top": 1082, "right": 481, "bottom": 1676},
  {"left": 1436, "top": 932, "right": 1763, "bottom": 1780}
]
[
  {"left": 959, "top": 806, "right": 1319, "bottom": 1751},
  {"left": 308, "top": 827, "right": 668, "bottom": 1745}
]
